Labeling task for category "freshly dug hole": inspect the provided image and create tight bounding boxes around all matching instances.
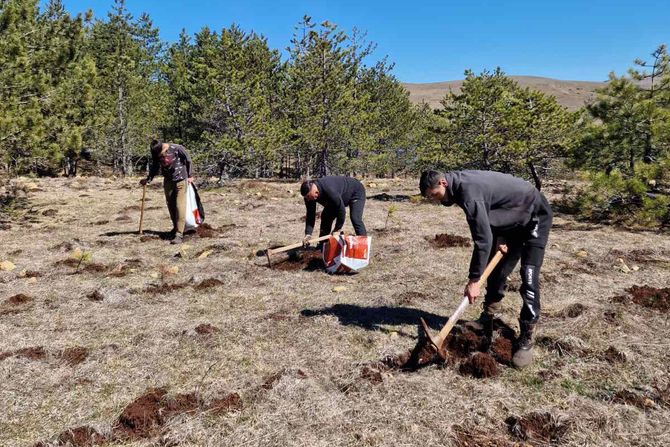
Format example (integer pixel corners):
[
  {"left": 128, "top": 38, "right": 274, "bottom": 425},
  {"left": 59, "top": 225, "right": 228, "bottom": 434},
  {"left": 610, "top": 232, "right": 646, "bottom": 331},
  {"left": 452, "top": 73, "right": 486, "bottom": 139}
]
[
  {"left": 271, "top": 250, "right": 324, "bottom": 272},
  {"left": 427, "top": 233, "right": 471, "bottom": 248},
  {"left": 34, "top": 426, "right": 106, "bottom": 447},
  {"left": 621, "top": 285, "right": 670, "bottom": 311}
]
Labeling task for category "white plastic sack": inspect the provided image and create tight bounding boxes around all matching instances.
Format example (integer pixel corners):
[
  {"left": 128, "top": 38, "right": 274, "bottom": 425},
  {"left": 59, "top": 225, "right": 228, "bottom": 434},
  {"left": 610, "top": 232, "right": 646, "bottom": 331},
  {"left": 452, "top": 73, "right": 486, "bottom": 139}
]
[{"left": 184, "top": 183, "right": 202, "bottom": 230}]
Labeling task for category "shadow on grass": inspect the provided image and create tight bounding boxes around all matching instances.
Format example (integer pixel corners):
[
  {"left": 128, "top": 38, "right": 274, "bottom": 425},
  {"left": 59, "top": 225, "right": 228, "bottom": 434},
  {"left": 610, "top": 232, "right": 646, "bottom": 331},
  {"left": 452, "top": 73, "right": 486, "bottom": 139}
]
[
  {"left": 100, "top": 229, "right": 173, "bottom": 240},
  {"left": 300, "top": 304, "right": 455, "bottom": 338}
]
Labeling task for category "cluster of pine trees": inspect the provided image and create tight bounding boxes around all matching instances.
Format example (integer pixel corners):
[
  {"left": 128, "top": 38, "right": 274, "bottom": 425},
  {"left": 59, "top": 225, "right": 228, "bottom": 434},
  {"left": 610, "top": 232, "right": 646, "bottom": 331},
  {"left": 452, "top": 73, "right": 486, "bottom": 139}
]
[
  {"left": 0, "top": 0, "right": 422, "bottom": 179},
  {"left": 1, "top": 0, "right": 669, "bottom": 226}
]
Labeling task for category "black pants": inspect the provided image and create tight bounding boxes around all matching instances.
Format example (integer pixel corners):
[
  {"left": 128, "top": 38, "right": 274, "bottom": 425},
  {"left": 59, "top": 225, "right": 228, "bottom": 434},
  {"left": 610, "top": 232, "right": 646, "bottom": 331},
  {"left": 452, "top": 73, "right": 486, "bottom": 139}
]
[
  {"left": 485, "top": 195, "right": 552, "bottom": 323},
  {"left": 319, "top": 196, "right": 367, "bottom": 237}
]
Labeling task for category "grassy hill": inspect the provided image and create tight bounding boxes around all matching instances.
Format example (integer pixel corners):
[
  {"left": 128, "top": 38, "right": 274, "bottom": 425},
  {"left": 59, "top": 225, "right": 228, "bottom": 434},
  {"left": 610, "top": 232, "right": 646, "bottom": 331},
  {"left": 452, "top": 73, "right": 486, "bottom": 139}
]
[{"left": 403, "top": 75, "right": 606, "bottom": 110}]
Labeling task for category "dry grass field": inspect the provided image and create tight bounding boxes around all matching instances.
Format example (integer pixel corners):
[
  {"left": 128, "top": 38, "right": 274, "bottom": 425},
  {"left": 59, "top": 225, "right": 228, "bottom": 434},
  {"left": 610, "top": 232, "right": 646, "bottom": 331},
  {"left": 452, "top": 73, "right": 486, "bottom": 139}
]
[{"left": 1, "top": 176, "right": 669, "bottom": 447}]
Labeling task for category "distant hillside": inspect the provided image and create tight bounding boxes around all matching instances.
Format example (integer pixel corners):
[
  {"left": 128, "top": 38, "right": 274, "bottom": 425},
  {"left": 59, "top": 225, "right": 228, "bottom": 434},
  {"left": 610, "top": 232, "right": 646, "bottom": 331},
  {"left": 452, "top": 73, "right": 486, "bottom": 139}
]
[{"left": 403, "top": 76, "right": 606, "bottom": 111}]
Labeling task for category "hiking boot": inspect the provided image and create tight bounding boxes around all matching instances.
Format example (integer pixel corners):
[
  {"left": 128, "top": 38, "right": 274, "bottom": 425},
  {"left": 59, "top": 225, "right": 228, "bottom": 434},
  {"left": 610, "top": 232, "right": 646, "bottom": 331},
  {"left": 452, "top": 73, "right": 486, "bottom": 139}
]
[
  {"left": 170, "top": 232, "right": 183, "bottom": 245},
  {"left": 465, "top": 311, "right": 494, "bottom": 334},
  {"left": 465, "top": 302, "right": 501, "bottom": 334},
  {"left": 512, "top": 320, "right": 536, "bottom": 368}
]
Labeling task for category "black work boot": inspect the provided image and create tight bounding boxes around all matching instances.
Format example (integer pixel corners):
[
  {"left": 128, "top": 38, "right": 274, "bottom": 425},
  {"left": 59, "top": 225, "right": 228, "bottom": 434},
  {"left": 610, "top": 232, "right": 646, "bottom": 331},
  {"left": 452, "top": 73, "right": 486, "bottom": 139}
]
[
  {"left": 170, "top": 232, "right": 183, "bottom": 245},
  {"left": 512, "top": 320, "right": 536, "bottom": 368},
  {"left": 465, "top": 302, "right": 500, "bottom": 335}
]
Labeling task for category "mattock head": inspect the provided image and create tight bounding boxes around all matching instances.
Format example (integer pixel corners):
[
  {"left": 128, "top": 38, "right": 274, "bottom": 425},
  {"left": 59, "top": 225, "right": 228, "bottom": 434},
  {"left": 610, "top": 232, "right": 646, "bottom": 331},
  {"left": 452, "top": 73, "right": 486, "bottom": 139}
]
[{"left": 419, "top": 317, "right": 448, "bottom": 361}]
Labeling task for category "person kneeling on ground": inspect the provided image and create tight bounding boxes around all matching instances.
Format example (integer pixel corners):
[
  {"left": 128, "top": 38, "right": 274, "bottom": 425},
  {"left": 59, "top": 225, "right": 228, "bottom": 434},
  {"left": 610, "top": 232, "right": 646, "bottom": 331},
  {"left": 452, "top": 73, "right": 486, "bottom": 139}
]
[
  {"left": 419, "top": 169, "right": 553, "bottom": 368},
  {"left": 140, "top": 139, "right": 194, "bottom": 245},
  {"left": 301, "top": 176, "right": 367, "bottom": 246}
]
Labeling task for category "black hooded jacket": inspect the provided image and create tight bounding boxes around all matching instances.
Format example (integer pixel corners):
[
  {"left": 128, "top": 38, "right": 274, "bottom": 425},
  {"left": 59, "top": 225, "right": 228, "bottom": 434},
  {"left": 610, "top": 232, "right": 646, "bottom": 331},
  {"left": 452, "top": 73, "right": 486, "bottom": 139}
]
[{"left": 442, "top": 170, "right": 547, "bottom": 280}]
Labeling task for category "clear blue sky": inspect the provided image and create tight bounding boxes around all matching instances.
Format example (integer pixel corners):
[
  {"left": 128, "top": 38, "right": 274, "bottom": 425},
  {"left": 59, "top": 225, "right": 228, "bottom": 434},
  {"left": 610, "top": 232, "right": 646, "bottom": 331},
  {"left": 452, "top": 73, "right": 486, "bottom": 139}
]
[{"left": 55, "top": 0, "right": 669, "bottom": 83}]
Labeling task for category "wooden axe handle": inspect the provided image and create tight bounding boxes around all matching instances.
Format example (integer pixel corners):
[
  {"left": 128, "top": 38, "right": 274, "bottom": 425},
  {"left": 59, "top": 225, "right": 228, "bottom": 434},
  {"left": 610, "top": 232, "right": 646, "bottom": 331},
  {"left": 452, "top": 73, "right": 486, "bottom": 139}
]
[
  {"left": 138, "top": 183, "right": 147, "bottom": 235},
  {"left": 434, "top": 248, "right": 506, "bottom": 345},
  {"left": 267, "top": 234, "right": 338, "bottom": 256}
]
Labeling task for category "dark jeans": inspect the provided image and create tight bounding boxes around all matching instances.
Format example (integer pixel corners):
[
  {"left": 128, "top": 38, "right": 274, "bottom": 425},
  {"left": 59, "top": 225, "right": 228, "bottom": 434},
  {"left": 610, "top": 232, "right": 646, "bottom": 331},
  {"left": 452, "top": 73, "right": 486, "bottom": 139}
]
[
  {"left": 485, "top": 195, "right": 552, "bottom": 323},
  {"left": 319, "top": 196, "right": 367, "bottom": 236}
]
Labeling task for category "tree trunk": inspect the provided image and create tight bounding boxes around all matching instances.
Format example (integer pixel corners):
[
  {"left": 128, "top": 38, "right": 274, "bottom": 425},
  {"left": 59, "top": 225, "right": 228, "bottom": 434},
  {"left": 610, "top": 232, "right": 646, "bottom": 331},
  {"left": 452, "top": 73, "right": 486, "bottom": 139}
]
[{"left": 528, "top": 161, "right": 542, "bottom": 191}]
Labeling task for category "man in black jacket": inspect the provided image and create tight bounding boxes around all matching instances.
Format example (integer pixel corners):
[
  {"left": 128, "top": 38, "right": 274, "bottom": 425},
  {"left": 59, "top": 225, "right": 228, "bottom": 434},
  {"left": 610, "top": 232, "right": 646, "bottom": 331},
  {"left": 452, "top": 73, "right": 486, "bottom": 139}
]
[
  {"left": 301, "top": 176, "right": 367, "bottom": 244},
  {"left": 140, "top": 139, "right": 193, "bottom": 244},
  {"left": 419, "top": 170, "right": 552, "bottom": 368}
]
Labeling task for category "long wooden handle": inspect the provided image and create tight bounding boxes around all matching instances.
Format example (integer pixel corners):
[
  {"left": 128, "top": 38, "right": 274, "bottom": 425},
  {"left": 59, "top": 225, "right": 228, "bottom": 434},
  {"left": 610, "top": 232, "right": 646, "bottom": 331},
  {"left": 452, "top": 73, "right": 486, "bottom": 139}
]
[
  {"left": 267, "top": 234, "right": 335, "bottom": 255},
  {"left": 434, "top": 249, "right": 506, "bottom": 344},
  {"left": 138, "top": 183, "right": 147, "bottom": 234}
]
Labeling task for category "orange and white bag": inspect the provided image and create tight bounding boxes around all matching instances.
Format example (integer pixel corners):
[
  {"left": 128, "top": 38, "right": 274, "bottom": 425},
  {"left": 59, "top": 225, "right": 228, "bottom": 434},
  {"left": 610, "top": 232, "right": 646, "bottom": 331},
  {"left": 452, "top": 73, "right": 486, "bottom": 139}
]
[{"left": 322, "top": 234, "right": 372, "bottom": 273}]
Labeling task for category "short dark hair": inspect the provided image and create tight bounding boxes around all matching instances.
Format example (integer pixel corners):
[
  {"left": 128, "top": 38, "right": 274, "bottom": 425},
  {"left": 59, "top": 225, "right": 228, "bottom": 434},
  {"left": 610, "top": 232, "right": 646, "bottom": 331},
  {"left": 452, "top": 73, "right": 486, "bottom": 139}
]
[
  {"left": 300, "top": 180, "right": 314, "bottom": 196},
  {"left": 150, "top": 139, "right": 163, "bottom": 156},
  {"left": 419, "top": 170, "right": 445, "bottom": 196}
]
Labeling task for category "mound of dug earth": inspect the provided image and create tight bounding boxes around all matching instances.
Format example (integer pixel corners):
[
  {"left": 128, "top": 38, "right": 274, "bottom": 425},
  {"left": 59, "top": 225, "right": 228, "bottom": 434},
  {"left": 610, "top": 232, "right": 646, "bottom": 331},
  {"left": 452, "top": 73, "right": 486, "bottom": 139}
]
[{"left": 369, "top": 320, "right": 515, "bottom": 380}]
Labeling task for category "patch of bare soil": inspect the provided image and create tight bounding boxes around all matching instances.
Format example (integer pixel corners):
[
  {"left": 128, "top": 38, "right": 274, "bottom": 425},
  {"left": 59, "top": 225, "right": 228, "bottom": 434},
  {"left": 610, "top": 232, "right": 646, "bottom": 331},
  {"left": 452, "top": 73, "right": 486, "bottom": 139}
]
[
  {"left": 612, "top": 390, "right": 656, "bottom": 410},
  {"left": 506, "top": 412, "right": 571, "bottom": 444},
  {"left": 5, "top": 294, "right": 33, "bottom": 305},
  {"left": 426, "top": 233, "right": 471, "bottom": 248},
  {"left": 59, "top": 347, "right": 89, "bottom": 366},
  {"left": 600, "top": 346, "right": 626, "bottom": 364},
  {"left": 112, "top": 388, "right": 199, "bottom": 440},
  {"left": 24, "top": 270, "right": 42, "bottom": 278},
  {"left": 194, "top": 278, "right": 224, "bottom": 291},
  {"left": 272, "top": 250, "right": 324, "bottom": 272},
  {"left": 608, "top": 248, "right": 670, "bottom": 264},
  {"left": 0, "top": 346, "right": 47, "bottom": 362},
  {"left": 144, "top": 282, "right": 189, "bottom": 295},
  {"left": 115, "top": 214, "right": 132, "bottom": 222},
  {"left": 34, "top": 426, "right": 106, "bottom": 447},
  {"left": 87, "top": 290, "right": 105, "bottom": 302},
  {"left": 450, "top": 424, "right": 515, "bottom": 447},
  {"left": 613, "top": 285, "right": 670, "bottom": 311},
  {"left": 42, "top": 209, "right": 58, "bottom": 217},
  {"left": 194, "top": 324, "right": 220, "bottom": 336},
  {"left": 93, "top": 220, "right": 109, "bottom": 225},
  {"left": 188, "top": 223, "right": 221, "bottom": 239}
]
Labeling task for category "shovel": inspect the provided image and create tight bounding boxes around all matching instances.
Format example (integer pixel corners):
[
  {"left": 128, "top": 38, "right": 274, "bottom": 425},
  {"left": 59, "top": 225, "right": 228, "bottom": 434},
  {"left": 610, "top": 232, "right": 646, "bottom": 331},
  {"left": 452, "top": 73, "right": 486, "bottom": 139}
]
[
  {"left": 138, "top": 183, "right": 147, "bottom": 235},
  {"left": 419, "top": 245, "right": 507, "bottom": 361},
  {"left": 265, "top": 234, "right": 339, "bottom": 267}
]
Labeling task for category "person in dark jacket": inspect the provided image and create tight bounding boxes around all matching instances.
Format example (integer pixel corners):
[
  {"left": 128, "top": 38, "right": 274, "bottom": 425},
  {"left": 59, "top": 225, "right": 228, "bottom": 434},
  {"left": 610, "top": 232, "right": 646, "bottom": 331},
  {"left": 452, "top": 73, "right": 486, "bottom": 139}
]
[
  {"left": 301, "top": 176, "right": 367, "bottom": 245},
  {"left": 419, "top": 170, "right": 552, "bottom": 368},
  {"left": 140, "top": 139, "right": 193, "bottom": 244}
]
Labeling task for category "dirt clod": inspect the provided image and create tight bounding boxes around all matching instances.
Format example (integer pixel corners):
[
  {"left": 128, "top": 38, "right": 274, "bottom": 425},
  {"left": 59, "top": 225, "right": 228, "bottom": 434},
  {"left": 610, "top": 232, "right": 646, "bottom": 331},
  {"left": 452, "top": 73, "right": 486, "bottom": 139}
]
[
  {"left": 360, "top": 366, "right": 384, "bottom": 384},
  {"left": 113, "top": 388, "right": 200, "bottom": 440},
  {"left": 60, "top": 346, "right": 89, "bottom": 366},
  {"left": 42, "top": 209, "right": 58, "bottom": 217},
  {"left": 612, "top": 390, "right": 656, "bottom": 409},
  {"left": 490, "top": 337, "right": 513, "bottom": 365},
  {"left": 87, "top": 290, "right": 105, "bottom": 302},
  {"left": 600, "top": 346, "right": 626, "bottom": 364},
  {"left": 194, "top": 278, "right": 224, "bottom": 290},
  {"left": 427, "top": 233, "right": 471, "bottom": 248},
  {"left": 6, "top": 294, "right": 33, "bottom": 305},
  {"left": 195, "top": 323, "right": 220, "bottom": 336},
  {"left": 459, "top": 352, "right": 499, "bottom": 378},
  {"left": 622, "top": 285, "right": 670, "bottom": 311},
  {"left": 193, "top": 223, "right": 219, "bottom": 238},
  {"left": 506, "top": 412, "right": 570, "bottom": 444}
]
